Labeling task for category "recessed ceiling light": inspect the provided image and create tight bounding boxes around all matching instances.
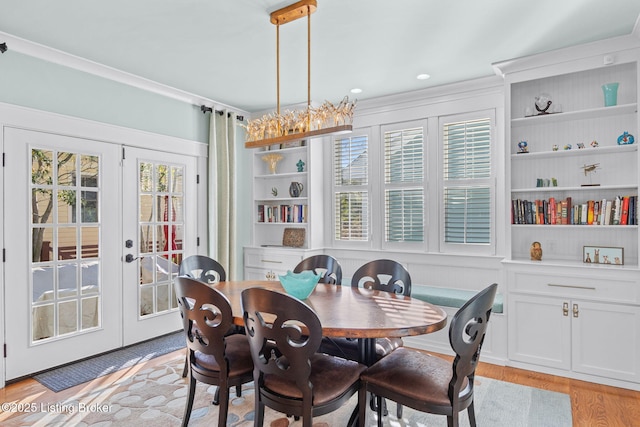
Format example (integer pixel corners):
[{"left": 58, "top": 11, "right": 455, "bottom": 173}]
[
  {"left": 416, "top": 74, "right": 431, "bottom": 80},
  {"left": 350, "top": 88, "right": 363, "bottom": 94}
]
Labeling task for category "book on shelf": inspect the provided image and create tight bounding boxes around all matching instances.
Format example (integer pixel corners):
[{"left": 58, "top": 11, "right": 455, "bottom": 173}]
[
  {"left": 620, "top": 196, "right": 630, "bottom": 225},
  {"left": 511, "top": 195, "right": 637, "bottom": 225},
  {"left": 587, "top": 200, "right": 595, "bottom": 225},
  {"left": 613, "top": 196, "right": 622, "bottom": 225},
  {"left": 549, "top": 197, "right": 557, "bottom": 224},
  {"left": 257, "top": 203, "right": 307, "bottom": 223},
  {"left": 604, "top": 199, "right": 613, "bottom": 225}
]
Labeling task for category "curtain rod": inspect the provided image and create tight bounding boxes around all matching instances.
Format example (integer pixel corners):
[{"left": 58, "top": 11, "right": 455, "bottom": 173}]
[{"left": 200, "top": 105, "right": 245, "bottom": 121}]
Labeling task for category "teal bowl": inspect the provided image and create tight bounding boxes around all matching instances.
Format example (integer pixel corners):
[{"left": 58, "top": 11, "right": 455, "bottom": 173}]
[{"left": 278, "top": 270, "right": 321, "bottom": 299}]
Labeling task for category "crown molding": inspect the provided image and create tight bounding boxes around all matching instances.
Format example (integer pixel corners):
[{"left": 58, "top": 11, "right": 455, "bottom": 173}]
[
  {"left": 492, "top": 33, "right": 640, "bottom": 78},
  {"left": 0, "top": 31, "right": 247, "bottom": 115}
]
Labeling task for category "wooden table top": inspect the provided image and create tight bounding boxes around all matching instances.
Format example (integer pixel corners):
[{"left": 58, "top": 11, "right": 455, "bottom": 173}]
[{"left": 214, "top": 280, "right": 448, "bottom": 339}]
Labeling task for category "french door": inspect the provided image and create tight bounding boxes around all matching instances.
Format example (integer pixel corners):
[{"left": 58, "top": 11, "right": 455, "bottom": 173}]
[
  {"left": 122, "top": 146, "right": 197, "bottom": 345},
  {"left": 4, "top": 128, "right": 121, "bottom": 379},
  {"left": 4, "top": 129, "right": 197, "bottom": 379}
]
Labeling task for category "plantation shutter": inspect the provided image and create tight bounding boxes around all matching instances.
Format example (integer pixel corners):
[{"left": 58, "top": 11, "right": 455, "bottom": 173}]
[
  {"left": 443, "top": 118, "right": 491, "bottom": 244},
  {"left": 334, "top": 135, "right": 369, "bottom": 241},
  {"left": 384, "top": 127, "right": 424, "bottom": 242}
]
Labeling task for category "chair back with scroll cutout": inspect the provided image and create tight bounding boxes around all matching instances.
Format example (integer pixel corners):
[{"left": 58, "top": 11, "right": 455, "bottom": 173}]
[
  {"left": 293, "top": 254, "right": 343, "bottom": 285},
  {"left": 174, "top": 276, "right": 252, "bottom": 427},
  {"left": 351, "top": 259, "right": 411, "bottom": 296},
  {"left": 242, "top": 287, "right": 365, "bottom": 426},
  {"left": 179, "top": 255, "right": 226, "bottom": 284}
]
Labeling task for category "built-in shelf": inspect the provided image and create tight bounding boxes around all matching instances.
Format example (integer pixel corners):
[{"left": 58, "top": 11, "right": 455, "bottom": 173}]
[
  {"left": 512, "top": 224, "right": 638, "bottom": 229},
  {"left": 503, "top": 258, "right": 639, "bottom": 269},
  {"left": 255, "top": 172, "right": 307, "bottom": 179},
  {"left": 511, "top": 144, "right": 637, "bottom": 160},
  {"left": 511, "top": 103, "right": 637, "bottom": 127},
  {"left": 511, "top": 184, "right": 637, "bottom": 193},
  {"left": 256, "top": 197, "right": 309, "bottom": 202}
]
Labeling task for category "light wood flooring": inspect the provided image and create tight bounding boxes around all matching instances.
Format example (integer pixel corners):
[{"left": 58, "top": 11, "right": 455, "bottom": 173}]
[{"left": 1, "top": 349, "right": 639, "bottom": 426}]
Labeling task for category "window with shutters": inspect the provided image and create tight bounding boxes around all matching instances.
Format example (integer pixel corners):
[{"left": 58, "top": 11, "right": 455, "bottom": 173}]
[
  {"left": 383, "top": 125, "right": 424, "bottom": 245},
  {"left": 330, "top": 103, "right": 497, "bottom": 254},
  {"left": 334, "top": 134, "right": 369, "bottom": 241},
  {"left": 441, "top": 113, "right": 494, "bottom": 252}
]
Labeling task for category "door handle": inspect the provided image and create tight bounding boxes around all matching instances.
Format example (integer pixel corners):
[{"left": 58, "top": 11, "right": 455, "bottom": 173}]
[{"left": 125, "top": 254, "right": 138, "bottom": 263}]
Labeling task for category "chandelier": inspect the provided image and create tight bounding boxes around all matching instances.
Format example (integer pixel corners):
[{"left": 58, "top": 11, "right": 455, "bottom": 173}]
[{"left": 244, "top": 0, "right": 355, "bottom": 149}]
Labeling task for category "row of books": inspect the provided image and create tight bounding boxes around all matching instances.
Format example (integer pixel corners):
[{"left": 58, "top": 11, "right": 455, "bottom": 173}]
[
  {"left": 511, "top": 196, "right": 637, "bottom": 225},
  {"left": 258, "top": 204, "right": 308, "bottom": 223}
]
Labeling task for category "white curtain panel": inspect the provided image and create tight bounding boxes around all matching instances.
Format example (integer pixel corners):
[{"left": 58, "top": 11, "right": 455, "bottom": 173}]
[{"left": 208, "top": 110, "right": 237, "bottom": 279}]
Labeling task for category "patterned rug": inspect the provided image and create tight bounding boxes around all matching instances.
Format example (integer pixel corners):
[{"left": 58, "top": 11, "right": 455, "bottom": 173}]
[{"left": 7, "top": 354, "right": 572, "bottom": 426}]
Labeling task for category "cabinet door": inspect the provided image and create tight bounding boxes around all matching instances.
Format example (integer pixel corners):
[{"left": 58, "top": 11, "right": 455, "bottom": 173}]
[
  {"left": 508, "top": 294, "right": 571, "bottom": 370},
  {"left": 572, "top": 300, "right": 640, "bottom": 382},
  {"left": 244, "top": 267, "right": 280, "bottom": 281}
]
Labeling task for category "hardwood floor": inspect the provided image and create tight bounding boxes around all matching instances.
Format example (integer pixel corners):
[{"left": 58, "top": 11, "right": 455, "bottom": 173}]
[
  {"left": 1, "top": 349, "right": 639, "bottom": 426},
  {"left": 475, "top": 361, "right": 640, "bottom": 427}
]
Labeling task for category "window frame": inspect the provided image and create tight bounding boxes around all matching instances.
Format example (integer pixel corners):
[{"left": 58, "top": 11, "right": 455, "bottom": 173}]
[
  {"left": 326, "top": 86, "right": 502, "bottom": 257},
  {"left": 380, "top": 120, "right": 427, "bottom": 252},
  {"left": 331, "top": 128, "right": 373, "bottom": 249},
  {"left": 438, "top": 109, "right": 496, "bottom": 255}
]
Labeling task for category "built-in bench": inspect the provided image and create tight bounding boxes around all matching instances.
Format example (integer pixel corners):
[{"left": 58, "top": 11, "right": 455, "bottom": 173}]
[{"left": 411, "top": 285, "right": 504, "bottom": 314}]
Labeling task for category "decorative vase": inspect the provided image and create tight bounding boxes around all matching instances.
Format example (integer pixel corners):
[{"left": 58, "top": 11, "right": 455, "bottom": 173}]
[
  {"left": 602, "top": 83, "right": 619, "bottom": 107},
  {"left": 289, "top": 181, "right": 304, "bottom": 197},
  {"left": 617, "top": 131, "right": 635, "bottom": 145}
]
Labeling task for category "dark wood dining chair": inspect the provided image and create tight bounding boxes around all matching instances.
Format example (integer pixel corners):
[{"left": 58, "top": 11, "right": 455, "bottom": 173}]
[
  {"left": 174, "top": 276, "right": 254, "bottom": 427},
  {"left": 178, "top": 255, "right": 228, "bottom": 378},
  {"left": 319, "top": 258, "right": 412, "bottom": 362},
  {"left": 179, "top": 254, "right": 226, "bottom": 284},
  {"left": 293, "top": 254, "right": 343, "bottom": 285},
  {"left": 358, "top": 283, "right": 499, "bottom": 427},
  {"left": 346, "top": 259, "right": 413, "bottom": 417},
  {"left": 241, "top": 287, "right": 366, "bottom": 427}
]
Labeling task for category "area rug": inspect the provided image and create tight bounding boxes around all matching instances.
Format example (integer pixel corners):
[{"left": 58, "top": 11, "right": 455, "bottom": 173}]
[
  {"left": 33, "top": 331, "right": 185, "bottom": 392},
  {"left": 8, "top": 354, "right": 572, "bottom": 427}
]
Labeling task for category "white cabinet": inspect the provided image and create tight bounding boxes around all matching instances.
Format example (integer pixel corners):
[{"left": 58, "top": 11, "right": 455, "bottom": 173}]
[
  {"left": 496, "top": 44, "right": 640, "bottom": 389},
  {"left": 244, "top": 137, "right": 325, "bottom": 279},
  {"left": 243, "top": 247, "right": 306, "bottom": 281},
  {"left": 507, "top": 265, "right": 640, "bottom": 386}
]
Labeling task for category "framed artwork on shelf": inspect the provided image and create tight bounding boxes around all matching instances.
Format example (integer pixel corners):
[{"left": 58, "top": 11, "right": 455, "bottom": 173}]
[
  {"left": 583, "top": 246, "right": 623, "bottom": 265},
  {"left": 282, "top": 227, "right": 305, "bottom": 247}
]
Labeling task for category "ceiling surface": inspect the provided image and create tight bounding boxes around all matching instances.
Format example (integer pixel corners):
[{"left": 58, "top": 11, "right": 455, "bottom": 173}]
[{"left": 1, "top": 0, "right": 640, "bottom": 113}]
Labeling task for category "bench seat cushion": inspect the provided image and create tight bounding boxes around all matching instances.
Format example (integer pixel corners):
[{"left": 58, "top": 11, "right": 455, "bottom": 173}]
[{"left": 411, "top": 285, "right": 503, "bottom": 314}]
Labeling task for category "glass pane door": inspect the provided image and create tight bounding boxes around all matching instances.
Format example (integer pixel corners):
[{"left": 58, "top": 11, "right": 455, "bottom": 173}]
[
  {"left": 31, "top": 150, "right": 102, "bottom": 341},
  {"left": 138, "top": 161, "right": 184, "bottom": 316},
  {"left": 122, "top": 147, "right": 196, "bottom": 345},
  {"left": 4, "top": 128, "right": 121, "bottom": 380}
]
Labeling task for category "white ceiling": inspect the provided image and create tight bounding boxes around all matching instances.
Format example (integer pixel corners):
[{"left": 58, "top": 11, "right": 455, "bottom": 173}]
[{"left": 1, "top": 0, "right": 640, "bottom": 113}]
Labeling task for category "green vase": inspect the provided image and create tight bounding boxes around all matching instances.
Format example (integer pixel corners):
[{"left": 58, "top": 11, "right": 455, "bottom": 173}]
[{"left": 602, "top": 83, "right": 619, "bottom": 107}]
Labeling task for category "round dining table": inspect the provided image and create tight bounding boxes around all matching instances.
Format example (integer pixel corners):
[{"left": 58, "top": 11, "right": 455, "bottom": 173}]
[{"left": 213, "top": 280, "right": 448, "bottom": 364}]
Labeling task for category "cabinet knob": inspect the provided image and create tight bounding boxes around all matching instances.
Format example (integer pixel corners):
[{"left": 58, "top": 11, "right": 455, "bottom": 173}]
[
  {"left": 573, "top": 303, "right": 579, "bottom": 318},
  {"left": 562, "top": 302, "right": 569, "bottom": 316}
]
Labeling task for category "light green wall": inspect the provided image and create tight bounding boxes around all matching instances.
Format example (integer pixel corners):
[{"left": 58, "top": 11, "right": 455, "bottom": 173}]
[{"left": 0, "top": 50, "right": 209, "bottom": 142}]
